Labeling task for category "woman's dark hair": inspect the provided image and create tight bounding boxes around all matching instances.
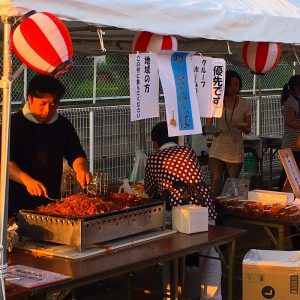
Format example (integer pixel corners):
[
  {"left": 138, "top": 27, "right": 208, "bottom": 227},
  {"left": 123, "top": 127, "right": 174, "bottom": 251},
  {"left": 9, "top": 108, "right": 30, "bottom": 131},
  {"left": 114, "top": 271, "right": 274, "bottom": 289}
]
[
  {"left": 151, "top": 121, "right": 178, "bottom": 147},
  {"left": 225, "top": 70, "right": 242, "bottom": 96},
  {"left": 27, "top": 74, "right": 65, "bottom": 102},
  {"left": 280, "top": 75, "right": 300, "bottom": 106}
]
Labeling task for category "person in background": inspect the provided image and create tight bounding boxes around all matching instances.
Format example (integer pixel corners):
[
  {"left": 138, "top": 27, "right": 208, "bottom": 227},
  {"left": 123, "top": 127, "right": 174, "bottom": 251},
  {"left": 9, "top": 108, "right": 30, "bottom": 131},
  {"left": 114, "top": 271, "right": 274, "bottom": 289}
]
[
  {"left": 7, "top": 74, "right": 92, "bottom": 217},
  {"left": 204, "top": 70, "right": 251, "bottom": 198},
  {"left": 278, "top": 75, "right": 300, "bottom": 192},
  {"left": 278, "top": 75, "right": 300, "bottom": 250},
  {"left": 145, "top": 121, "right": 222, "bottom": 300}
]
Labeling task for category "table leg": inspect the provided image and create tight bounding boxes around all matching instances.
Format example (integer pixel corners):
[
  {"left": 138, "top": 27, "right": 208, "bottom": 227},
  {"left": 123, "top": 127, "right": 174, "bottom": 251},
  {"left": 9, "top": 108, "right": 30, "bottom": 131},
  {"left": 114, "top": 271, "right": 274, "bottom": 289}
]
[
  {"left": 227, "top": 239, "right": 235, "bottom": 300},
  {"left": 278, "top": 225, "right": 285, "bottom": 250},
  {"left": 263, "top": 226, "right": 278, "bottom": 247},
  {"left": 269, "top": 148, "right": 273, "bottom": 190},
  {"left": 127, "top": 273, "right": 133, "bottom": 300},
  {"left": 169, "top": 258, "right": 179, "bottom": 300}
]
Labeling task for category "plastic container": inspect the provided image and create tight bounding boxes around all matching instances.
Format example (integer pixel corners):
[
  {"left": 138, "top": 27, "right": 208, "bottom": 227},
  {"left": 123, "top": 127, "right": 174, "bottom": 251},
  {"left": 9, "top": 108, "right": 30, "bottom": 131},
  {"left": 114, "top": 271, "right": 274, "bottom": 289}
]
[{"left": 118, "top": 178, "right": 132, "bottom": 194}]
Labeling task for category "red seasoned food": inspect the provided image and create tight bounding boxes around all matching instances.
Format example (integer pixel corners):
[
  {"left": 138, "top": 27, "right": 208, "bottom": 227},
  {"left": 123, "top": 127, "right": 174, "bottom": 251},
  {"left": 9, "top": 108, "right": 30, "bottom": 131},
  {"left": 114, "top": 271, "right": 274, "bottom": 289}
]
[{"left": 36, "top": 193, "right": 150, "bottom": 217}]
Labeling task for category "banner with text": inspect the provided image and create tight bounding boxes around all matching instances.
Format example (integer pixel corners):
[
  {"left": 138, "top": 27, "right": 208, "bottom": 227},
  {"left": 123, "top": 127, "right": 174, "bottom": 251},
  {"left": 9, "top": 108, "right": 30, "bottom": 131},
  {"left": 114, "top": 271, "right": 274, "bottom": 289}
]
[
  {"left": 129, "top": 53, "right": 159, "bottom": 121},
  {"left": 193, "top": 56, "right": 226, "bottom": 118},
  {"left": 157, "top": 52, "right": 202, "bottom": 137}
]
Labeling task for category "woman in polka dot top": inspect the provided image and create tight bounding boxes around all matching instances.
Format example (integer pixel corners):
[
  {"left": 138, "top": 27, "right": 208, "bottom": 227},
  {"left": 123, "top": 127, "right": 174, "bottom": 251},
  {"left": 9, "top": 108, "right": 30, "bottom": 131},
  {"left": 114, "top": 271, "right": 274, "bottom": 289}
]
[
  {"left": 145, "top": 121, "right": 222, "bottom": 300},
  {"left": 145, "top": 121, "right": 217, "bottom": 220}
]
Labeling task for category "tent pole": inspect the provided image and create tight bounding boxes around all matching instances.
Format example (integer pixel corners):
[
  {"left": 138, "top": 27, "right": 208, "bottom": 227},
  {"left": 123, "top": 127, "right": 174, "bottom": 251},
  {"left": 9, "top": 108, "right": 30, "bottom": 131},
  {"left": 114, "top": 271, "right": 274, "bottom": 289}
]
[
  {"left": 256, "top": 75, "right": 262, "bottom": 136},
  {"left": 0, "top": 15, "right": 13, "bottom": 290}
]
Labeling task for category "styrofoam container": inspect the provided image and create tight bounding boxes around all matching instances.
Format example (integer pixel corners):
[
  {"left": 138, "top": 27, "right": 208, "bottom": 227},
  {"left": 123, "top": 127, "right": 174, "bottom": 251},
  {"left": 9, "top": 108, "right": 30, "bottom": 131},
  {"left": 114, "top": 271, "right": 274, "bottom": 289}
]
[
  {"left": 172, "top": 205, "right": 208, "bottom": 234},
  {"left": 248, "top": 189, "right": 294, "bottom": 205}
]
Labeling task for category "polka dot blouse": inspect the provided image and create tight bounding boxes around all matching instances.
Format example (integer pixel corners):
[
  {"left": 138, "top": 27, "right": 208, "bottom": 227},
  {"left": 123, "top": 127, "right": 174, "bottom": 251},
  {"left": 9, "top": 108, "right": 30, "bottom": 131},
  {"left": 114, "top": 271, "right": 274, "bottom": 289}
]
[{"left": 145, "top": 145, "right": 217, "bottom": 220}]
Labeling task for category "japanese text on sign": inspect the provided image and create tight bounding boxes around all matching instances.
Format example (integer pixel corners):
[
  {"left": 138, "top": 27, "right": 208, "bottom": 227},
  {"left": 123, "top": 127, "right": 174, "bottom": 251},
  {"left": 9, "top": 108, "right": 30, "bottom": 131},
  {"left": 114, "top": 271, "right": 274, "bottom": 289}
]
[
  {"left": 212, "top": 65, "right": 224, "bottom": 106},
  {"left": 171, "top": 52, "right": 194, "bottom": 130},
  {"left": 144, "top": 55, "right": 151, "bottom": 93},
  {"left": 136, "top": 55, "right": 141, "bottom": 118},
  {"left": 129, "top": 53, "right": 159, "bottom": 121}
]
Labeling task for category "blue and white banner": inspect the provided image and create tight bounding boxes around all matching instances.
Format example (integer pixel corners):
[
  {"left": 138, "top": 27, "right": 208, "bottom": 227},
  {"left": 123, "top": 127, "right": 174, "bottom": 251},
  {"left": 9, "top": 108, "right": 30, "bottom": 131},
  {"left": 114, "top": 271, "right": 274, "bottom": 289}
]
[
  {"left": 157, "top": 51, "right": 202, "bottom": 137},
  {"left": 192, "top": 56, "right": 226, "bottom": 118},
  {"left": 129, "top": 53, "right": 159, "bottom": 121}
]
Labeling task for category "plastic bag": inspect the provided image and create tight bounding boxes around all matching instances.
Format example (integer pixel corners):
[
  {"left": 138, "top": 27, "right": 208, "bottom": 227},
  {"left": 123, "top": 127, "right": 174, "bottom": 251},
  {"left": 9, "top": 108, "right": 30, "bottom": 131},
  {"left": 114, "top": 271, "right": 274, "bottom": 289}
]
[
  {"left": 7, "top": 222, "right": 19, "bottom": 252},
  {"left": 129, "top": 148, "right": 148, "bottom": 183},
  {"left": 220, "top": 177, "right": 249, "bottom": 199},
  {"left": 118, "top": 178, "right": 133, "bottom": 194}
]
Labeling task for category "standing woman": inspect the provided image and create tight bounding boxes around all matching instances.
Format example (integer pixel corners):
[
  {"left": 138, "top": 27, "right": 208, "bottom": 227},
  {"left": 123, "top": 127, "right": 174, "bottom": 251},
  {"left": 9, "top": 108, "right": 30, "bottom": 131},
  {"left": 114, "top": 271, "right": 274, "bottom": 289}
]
[
  {"left": 278, "top": 75, "right": 300, "bottom": 191},
  {"left": 204, "top": 70, "right": 252, "bottom": 198},
  {"left": 279, "top": 75, "right": 300, "bottom": 250}
]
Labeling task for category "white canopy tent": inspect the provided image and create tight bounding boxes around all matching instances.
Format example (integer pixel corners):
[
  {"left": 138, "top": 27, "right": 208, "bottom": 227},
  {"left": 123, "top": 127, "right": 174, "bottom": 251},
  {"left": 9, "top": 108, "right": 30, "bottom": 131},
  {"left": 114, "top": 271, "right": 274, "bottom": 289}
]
[
  {"left": 1, "top": 1, "right": 300, "bottom": 297},
  {"left": 2, "top": 0, "right": 300, "bottom": 59},
  {"left": 2, "top": 0, "right": 300, "bottom": 43}
]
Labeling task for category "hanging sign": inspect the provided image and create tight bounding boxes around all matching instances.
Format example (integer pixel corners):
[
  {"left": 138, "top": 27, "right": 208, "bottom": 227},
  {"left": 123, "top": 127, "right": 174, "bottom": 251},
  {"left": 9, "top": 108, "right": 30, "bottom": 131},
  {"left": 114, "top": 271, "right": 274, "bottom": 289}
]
[
  {"left": 278, "top": 148, "right": 300, "bottom": 199},
  {"left": 129, "top": 53, "right": 159, "bottom": 121},
  {"left": 157, "top": 51, "right": 202, "bottom": 137},
  {"left": 192, "top": 56, "right": 226, "bottom": 118}
]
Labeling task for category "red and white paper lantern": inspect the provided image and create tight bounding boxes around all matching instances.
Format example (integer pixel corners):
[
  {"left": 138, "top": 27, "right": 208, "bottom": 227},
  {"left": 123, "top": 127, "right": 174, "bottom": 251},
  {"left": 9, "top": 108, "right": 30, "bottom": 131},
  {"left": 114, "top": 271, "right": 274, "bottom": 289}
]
[
  {"left": 243, "top": 41, "right": 281, "bottom": 75},
  {"left": 132, "top": 31, "right": 178, "bottom": 52},
  {"left": 11, "top": 10, "right": 73, "bottom": 77}
]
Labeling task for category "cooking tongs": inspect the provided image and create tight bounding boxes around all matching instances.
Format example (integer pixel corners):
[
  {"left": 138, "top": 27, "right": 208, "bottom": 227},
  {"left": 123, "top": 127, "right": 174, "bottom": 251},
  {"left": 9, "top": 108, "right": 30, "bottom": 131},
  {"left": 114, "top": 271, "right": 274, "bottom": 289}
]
[{"left": 45, "top": 196, "right": 61, "bottom": 202}]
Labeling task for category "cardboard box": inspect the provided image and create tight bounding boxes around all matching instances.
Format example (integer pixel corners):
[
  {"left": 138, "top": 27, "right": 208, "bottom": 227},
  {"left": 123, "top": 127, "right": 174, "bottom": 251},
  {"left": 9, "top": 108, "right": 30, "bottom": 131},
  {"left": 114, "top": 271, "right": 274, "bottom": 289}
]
[
  {"left": 172, "top": 205, "right": 208, "bottom": 234},
  {"left": 243, "top": 249, "right": 300, "bottom": 300},
  {"left": 248, "top": 189, "right": 294, "bottom": 205}
]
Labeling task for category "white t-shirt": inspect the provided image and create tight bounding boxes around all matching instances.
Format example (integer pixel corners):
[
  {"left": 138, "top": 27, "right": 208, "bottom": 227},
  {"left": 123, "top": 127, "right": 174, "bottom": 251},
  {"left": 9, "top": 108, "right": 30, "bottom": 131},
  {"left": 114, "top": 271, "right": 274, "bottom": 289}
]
[{"left": 209, "top": 97, "right": 251, "bottom": 163}]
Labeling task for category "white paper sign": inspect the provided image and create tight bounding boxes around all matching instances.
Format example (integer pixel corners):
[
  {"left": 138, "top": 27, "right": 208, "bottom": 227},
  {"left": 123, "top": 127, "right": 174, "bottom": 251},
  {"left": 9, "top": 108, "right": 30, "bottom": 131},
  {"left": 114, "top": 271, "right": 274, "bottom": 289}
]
[
  {"left": 279, "top": 148, "right": 300, "bottom": 198},
  {"left": 193, "top": 56, "right": 226, "bottom": 118},
  {"left": 129, "top": 53, "right": 159, "bottom": 121},
  {"left": 156, "top": 51, "right": 202, "bottom": 137}
]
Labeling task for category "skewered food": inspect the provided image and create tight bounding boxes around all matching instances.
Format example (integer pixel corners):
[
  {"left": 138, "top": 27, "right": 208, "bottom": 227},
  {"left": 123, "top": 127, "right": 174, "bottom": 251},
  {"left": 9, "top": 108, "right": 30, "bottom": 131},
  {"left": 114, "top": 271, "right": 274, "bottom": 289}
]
[{"left": 215, "top": 197, "right": 300, "bottom": 221}]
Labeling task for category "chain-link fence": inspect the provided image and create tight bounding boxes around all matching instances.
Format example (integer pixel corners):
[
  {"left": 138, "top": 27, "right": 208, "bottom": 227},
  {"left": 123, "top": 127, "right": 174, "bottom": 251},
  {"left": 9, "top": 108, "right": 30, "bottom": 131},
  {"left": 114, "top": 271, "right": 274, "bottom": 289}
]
[
  {"left": 57, "top": 96, "right": 283, "bottom": 183},
  {"left": 0, "top": 55, "right": 296, "bottom": 104},
  {"left": 0, "top": 54, "right": 292, "bottom": 185}
]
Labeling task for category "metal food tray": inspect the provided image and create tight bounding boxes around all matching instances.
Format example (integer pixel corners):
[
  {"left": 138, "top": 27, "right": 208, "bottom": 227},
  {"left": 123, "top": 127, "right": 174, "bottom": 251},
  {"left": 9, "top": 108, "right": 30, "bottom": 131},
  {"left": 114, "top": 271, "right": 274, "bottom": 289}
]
[{"left": 18, "top": 200, "right": 165, "bottom": 252}]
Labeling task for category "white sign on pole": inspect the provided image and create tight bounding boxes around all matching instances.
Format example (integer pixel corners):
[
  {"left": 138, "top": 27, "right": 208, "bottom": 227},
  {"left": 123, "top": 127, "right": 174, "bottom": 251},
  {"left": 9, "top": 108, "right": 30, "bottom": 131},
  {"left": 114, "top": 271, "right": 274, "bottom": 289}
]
[
  {"left": 278, "top": 148, "right": 300, "bottom": 199},
  {"left": 156, "top": 51, "right": 202, "bottom": 137},
  {"left": 193, "top": 56, "right": 226, "bottom": 118},
  {"left": 129, "top": 53, "right": 159, "bottom": 121}
]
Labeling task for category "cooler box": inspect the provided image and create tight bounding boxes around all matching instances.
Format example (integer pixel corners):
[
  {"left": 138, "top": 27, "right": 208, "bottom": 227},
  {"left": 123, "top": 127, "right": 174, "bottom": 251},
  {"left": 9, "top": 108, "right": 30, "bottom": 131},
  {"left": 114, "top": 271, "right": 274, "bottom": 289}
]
[{"left": 243, "top": 249, "right": 300, "bottom": 300}]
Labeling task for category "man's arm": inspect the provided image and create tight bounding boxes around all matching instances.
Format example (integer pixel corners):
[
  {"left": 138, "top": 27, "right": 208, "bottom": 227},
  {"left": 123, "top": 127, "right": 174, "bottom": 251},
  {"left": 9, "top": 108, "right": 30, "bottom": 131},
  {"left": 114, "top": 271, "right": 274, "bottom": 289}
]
[
  {"left": 72, "top": 157, "right": 92, "bottom": 189},
  {"left": 9, "top": 161, "right": 48, "bottom": 197}
]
